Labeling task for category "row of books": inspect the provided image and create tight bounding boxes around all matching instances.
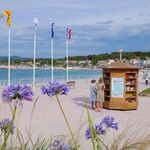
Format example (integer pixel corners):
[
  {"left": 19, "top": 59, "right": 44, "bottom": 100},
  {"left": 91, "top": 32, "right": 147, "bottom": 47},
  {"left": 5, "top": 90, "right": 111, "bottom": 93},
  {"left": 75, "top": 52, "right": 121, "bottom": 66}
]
[
  {"left": 126, "top": 73, "right": 137, "bottom": 79},
  {"left": 126, "top": 79, "right": 136, "bottom": 85},
  {"left": 126, "top": 86, "right": 135, "bottom": 91}
]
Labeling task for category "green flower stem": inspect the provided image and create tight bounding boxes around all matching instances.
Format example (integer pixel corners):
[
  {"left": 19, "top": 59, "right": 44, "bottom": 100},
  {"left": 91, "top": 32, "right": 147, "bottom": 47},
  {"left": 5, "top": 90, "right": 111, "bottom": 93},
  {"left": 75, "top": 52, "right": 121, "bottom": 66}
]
[
  {"left": 84, "top": 97, "right": 96, "bottom": 150},
  {"left": 56, "top": 95, "right": 78, "bottom": 150},
  {"left": 1, "top": 105, "right": 17, "bottom": 150},
  {"left": 95, "top": 137, "right": 103, "bottom": 150},
  {"left": 4, "top": 132, "right": 6, "bottom": 141},
  {"left": 95, "top": 138, "right": 102, "bottom": 150},
  {"left": 96, "top": 136, "right": 109, "bottom": 150}
]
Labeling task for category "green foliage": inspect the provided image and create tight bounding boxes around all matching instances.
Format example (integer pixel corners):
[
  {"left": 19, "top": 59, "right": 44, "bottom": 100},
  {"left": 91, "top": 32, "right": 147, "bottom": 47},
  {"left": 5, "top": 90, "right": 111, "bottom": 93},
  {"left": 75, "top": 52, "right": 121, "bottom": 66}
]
[
  {"left": 0, "top": 51, "right": 149, "bottom": 67},
  {"left": 139, "top": 88, "right": 150, "bottom": 96},
  {"left": 110, "top": 126, "right": 150, "bottom": 150},
  {"left": 84, "top": 97, "right": 97, "bottom": 150}
]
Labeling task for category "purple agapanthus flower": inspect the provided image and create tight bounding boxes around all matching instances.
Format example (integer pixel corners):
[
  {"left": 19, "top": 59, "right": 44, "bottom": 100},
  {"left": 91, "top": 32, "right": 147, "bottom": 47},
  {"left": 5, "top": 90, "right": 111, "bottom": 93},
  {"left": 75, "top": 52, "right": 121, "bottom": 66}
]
[
  {"left": 0, "top": 118, "right": 15, "bottom": 135},
  {"left": 60, "top": 143, "right": 71, "bottom": 150},
  {"left": 101, "top": 116, "right": 118, "bottom": 130},
  {"left": 85, "top": 116, "right": 118, "bottom": 140},
  {"left": 49, "top": 140, "right": 70, "bottom": 150},
  {"left": 41, "top": 82, "right": 69, "bottom": 97},
  {"left": 85, "top": 123, "right": 106, "bottom": 140},
  {"left": 95, "top": 123, "right": 106, "bottom": 135},
  {"left": 85, "top": 127, "right": 91, "bottom": 139},
  {"left": 2, "top": 85, "right": 34, "bottom": 103}
]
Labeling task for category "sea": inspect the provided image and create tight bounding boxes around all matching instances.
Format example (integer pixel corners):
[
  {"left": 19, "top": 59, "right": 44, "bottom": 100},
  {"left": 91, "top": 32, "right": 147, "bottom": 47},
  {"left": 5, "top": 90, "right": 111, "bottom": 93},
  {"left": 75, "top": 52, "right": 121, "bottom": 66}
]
[{"left": 0, "top": 68, "right": 102, "bottom": 85}]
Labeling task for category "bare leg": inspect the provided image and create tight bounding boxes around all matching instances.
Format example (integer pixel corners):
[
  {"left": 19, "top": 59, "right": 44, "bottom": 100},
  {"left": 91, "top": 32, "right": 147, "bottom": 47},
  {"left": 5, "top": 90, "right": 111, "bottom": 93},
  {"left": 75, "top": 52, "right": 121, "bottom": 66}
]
[
  {"left": 101, "top": 102, "right": 103, "bottom": 111},
  {"left": 98, "top": 102, "right": 101, "bottom": 112},
  {"left": 95, "top": 101, "right": 97, "bottom": 109},
  {"left": 95, "top": 102, "right": 101, "bottom": 112},
  {"left": 92, "top": 101, "right": 95, "bottom": 109}
]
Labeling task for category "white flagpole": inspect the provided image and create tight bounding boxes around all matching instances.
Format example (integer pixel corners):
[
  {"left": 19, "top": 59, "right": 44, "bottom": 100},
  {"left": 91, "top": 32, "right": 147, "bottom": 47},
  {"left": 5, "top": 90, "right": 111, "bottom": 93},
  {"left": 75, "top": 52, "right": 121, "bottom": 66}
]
[
  {"left": 8, "top": 27, "right": 10, "bottom": 86},
  {"left": 66, "top": 39, "right": 69, "bottom": 82},
  {"left": 33, "top": 28, "right": 37, "bottom": 89},
  {"left": 51, "top": 38, "right": 54, "bottom": 83},
  {"left": 33, "top": 18, "right": 38, "bottom": 90}
]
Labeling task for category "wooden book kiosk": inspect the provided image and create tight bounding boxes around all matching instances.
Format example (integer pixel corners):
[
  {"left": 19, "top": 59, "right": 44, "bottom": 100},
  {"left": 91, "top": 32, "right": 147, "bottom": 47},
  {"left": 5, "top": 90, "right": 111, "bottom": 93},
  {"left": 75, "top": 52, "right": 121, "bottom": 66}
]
[{"left": 103, "top": 62, "right": 139, "bottom": 110}]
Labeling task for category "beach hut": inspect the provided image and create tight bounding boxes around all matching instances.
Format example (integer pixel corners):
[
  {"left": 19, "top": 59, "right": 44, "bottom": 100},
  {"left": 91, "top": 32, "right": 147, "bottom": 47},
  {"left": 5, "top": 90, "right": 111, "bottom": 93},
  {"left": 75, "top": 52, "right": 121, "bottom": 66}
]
[{"left": 103, "top": 62, "right": 139, "bottom": 110}]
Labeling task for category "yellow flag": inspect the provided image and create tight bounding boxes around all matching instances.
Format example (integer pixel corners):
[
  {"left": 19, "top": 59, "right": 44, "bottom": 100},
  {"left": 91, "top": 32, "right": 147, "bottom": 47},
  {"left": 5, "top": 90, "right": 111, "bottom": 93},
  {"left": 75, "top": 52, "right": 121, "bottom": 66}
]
[{"left": 4, "top": 10, "right": 11, "bottom": 27}]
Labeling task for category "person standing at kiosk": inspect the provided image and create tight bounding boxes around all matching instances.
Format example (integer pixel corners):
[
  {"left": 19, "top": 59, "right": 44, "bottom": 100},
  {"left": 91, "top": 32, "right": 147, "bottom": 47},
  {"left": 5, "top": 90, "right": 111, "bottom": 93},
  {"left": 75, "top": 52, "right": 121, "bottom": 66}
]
[
  {"left": 89, "top": 79, "right": 97, "bottom": 109},
  {"left": 96, "top": 78, "right": 105, "bottom": 112}
]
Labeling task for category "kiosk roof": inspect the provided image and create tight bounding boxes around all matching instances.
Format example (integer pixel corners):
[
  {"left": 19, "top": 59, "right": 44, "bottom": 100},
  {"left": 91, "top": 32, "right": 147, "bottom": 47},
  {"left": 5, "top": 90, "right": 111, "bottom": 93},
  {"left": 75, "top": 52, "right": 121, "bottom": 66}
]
[{"left": 103, "top": 61, "right": 139, "bottom": 69}]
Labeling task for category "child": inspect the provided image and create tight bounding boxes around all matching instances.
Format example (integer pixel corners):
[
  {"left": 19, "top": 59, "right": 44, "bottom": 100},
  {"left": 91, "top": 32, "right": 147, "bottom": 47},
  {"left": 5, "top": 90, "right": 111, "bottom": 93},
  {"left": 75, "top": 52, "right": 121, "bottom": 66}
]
[
  {"left": 89, "top": 79, "right": 97, "bottom": 109},
  {"left": 96, "top": 78, "right": 105, "bottom": 112}
]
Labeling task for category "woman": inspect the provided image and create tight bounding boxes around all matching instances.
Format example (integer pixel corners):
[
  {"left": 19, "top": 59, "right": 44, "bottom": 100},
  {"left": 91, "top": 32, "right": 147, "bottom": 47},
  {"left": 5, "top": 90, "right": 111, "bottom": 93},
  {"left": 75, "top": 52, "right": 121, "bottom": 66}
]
[
  {"left": 96, "top": 78, "right": 105, "bottom": 112},
  {"left": 89, "top": 79, "right": 97, "bottom": 109}
]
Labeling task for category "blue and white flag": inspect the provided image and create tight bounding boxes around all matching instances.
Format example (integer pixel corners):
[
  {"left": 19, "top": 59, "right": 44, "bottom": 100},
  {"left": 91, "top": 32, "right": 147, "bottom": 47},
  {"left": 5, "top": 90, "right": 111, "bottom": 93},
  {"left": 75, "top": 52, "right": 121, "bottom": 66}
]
[{"left": 51, "top": 23, "right": 54, "bottom": 38}]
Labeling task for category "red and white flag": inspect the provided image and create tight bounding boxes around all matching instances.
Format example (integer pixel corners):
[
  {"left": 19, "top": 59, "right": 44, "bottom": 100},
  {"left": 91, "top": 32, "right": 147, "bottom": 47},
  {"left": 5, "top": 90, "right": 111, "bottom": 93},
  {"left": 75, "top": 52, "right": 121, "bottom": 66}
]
[{"left": 67, "top": 28, "right": 71, "bottom": 40}]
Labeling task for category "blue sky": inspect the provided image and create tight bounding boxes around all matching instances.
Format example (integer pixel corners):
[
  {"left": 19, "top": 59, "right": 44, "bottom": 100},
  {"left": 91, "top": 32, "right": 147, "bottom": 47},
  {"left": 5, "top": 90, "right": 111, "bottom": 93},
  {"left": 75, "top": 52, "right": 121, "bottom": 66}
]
[{"left": 0, "top": 0, "right": 150, "bottom": 58}]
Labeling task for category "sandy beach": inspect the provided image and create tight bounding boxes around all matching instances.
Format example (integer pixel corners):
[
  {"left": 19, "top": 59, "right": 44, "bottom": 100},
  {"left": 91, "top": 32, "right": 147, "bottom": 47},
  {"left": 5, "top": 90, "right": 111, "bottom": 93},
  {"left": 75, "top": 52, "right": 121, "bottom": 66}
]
[{"left": 0, "top": 78, "right": 150, "bottom": 149}]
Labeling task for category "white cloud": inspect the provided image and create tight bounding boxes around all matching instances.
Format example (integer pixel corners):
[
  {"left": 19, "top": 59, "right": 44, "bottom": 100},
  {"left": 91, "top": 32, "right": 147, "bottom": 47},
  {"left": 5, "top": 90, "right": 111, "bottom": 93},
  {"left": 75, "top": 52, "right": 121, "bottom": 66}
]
[{"left": 0, "top": 0, "right": 150, "bottom": 57}]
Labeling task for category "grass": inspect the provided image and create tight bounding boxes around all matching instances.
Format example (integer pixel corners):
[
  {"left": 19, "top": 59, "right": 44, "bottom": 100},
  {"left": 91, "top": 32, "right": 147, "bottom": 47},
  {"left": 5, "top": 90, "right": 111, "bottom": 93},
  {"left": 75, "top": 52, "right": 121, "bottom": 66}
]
[
  {"left": 110, "top": 125, "right": 150, "bottom": 150},
  {"left": 139, "top": 88, "right": 150, "bottom": 96}
]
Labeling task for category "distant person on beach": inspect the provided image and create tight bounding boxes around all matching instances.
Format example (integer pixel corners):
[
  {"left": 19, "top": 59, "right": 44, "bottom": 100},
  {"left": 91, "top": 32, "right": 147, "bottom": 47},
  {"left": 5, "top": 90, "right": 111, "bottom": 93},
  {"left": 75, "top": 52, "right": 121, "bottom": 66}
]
[
  {"left": 145, "top": 74, "right": 149, "bottom": 86},
  {"left": 96, "top": 78, "right": 105, "bottom": 112},
  {"left": 89, "top": 79, "right": 97, "bottom": 109}
]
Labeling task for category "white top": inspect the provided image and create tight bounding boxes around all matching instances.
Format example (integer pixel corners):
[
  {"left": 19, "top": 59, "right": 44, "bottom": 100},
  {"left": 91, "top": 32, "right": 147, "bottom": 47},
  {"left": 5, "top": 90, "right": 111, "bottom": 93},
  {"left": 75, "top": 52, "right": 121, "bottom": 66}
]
[{"left": 146, "top": 76, "right": 149, "bottom": 81}]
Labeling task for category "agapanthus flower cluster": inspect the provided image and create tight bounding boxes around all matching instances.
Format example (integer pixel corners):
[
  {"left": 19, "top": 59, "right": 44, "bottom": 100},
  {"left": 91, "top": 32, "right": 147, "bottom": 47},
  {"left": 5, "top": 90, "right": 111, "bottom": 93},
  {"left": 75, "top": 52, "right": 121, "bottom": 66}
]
[
  {"left": 49, "top": 140, "right": 70, "bottom": 150},
  {"left": 85, "top": 116, "right": 118, "bottom": 139},
  {"left": 2, "top": 85, "right": 34, "bottom": 103},
  {"left": 0, "top": 118, "right": 15, "bottom": 135},
  {"left": 101, "top": 115, "right": 118, "bottom": 130},
  {"left": 95, "top": 123, "right": 106, "bottom": 135},
  {"left": 85, "top": 126, "right": 91, "bottom": 139},
  {"left": 41, "top": 82, "right": 69, "bottom": 97}
]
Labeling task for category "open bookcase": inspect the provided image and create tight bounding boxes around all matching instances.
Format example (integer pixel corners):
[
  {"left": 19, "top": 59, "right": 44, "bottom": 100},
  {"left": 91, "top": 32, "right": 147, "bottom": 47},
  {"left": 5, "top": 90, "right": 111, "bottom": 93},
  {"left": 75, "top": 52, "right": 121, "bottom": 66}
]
[
  {"left": 103, "top": 72, "right": 110, "bottom": 101},
  {"left": 125, "top": 73, "right": 137, "bottom": 102},
  {"left": 103, "top": 62, "right": 139, "bottom": 110}
]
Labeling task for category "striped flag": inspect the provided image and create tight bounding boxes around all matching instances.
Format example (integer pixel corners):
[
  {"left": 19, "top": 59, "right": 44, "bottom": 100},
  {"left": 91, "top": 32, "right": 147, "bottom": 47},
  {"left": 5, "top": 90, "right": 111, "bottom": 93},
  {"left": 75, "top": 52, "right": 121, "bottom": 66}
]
[
  {"left": 4, "top": 10, "right": 11, "bottom": 27},
  {"left": 67, "top": 28, "right": 72, "bottom": 40},
  {"left": 51, "top": 23, "right": 54, "bottom": 38}
]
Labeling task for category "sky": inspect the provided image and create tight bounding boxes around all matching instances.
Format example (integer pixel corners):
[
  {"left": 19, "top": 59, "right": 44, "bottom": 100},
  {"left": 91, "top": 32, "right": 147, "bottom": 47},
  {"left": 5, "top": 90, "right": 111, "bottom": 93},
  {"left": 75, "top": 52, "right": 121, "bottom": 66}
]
[{"left": 0, "top": 0, "right": 150, "bottom": 58}]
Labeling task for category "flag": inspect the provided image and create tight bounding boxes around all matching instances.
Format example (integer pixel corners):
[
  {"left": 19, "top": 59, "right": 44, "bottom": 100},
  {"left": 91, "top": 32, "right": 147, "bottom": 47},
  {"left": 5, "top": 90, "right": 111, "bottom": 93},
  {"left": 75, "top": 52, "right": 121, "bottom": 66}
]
[
  {"left": 0, "top": 14, "right": 3, "bottom": 21},
  {"left": 51, "top": 23, "right": 54, "bottom": 38},
  {"left": 4, "top": 10, "right": 11, "bottom": 27},
  {"left": 34, "top": 17, "right": 38, "bottom": 29},
  {"left": 67, "top": 28, "right": 72, "bottom": 40}
]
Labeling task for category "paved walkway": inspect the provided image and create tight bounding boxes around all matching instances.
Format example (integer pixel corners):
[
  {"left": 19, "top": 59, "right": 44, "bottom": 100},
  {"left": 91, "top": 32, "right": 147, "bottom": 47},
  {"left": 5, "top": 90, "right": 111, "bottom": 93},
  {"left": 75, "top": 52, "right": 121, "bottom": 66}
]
[{"left": 0, "top": 79, "right": 149, "bottom": 149}]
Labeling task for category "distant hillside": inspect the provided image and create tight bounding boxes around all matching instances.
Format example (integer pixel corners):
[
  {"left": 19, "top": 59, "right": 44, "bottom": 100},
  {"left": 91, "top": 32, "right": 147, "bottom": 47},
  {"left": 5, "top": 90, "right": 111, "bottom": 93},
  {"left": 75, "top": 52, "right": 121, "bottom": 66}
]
[
  {"left": 0, "top": 51, "right": 150, "bottom": 61},
  {"left": 67, "top": 51, "right": 150, "bottom": 61},
  {"left": 0, "top": 56, "right": 30, "bottom": 60}
]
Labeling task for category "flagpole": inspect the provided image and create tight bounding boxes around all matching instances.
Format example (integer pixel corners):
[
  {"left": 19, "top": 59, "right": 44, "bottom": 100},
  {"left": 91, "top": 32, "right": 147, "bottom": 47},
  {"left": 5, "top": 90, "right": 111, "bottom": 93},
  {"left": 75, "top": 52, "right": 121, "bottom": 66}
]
[
  {"left": 66, "top": 39, "right": 69, "bottom": 82},
  {"left": 8, "top": 27, "right": 10, "bottom": 86},
  {"left": 33, "top": 27, "right": 37, "bottom": 90},
  {"left": 120, "top": 49, "right": 122, "bottom": 61},
  {"left": 51, "top": 38, "right": 54, "bottom": 83}
]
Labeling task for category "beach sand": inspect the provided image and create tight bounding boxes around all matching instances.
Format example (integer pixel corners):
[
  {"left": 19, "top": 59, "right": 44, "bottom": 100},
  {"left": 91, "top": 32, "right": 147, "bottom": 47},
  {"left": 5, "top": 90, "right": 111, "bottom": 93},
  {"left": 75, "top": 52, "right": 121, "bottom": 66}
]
[{"left": 0, "top": 78, "right": 150, "bottom": 149}]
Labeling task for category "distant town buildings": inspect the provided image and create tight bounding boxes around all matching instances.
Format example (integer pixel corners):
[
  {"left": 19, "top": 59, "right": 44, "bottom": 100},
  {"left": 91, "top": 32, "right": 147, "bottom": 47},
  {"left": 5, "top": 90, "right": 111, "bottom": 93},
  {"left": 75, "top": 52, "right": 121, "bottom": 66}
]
[{"left": 0, "top": 57, "right": 150, "bottom": 69}]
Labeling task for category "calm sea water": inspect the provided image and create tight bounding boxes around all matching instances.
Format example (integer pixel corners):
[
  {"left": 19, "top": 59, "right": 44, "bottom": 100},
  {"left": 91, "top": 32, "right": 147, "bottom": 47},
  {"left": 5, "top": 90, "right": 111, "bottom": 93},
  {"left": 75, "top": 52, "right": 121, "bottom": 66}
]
[{"left": 0, "top": 69, "right": 102, "bottom": 85}]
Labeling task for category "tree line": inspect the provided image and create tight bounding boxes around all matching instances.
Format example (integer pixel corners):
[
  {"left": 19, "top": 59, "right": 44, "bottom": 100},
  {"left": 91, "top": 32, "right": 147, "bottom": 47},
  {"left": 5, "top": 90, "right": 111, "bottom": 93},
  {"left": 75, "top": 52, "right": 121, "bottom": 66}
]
[{"left": 0, "top": 51, "right": 150, "bottom": 66}]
